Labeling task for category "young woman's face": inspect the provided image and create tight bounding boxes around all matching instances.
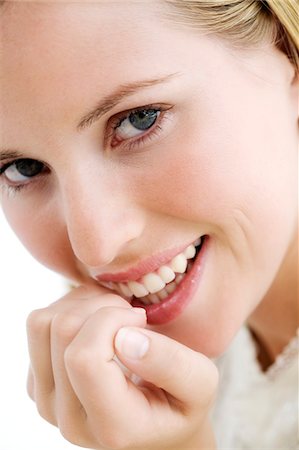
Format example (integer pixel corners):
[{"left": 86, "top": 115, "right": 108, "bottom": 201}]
[{"left": 1, "top": 1, "right": 297, "bottom": 356}]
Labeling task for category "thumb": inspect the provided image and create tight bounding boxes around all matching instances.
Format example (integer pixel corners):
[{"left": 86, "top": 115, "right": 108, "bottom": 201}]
[{"left": 114, "top": 327, "right": 219, "bottom": 411}]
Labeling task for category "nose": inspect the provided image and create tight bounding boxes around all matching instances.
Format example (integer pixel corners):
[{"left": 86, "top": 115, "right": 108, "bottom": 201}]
[{"left": 59, "top": 166, "right": 144, "bottom": 269}]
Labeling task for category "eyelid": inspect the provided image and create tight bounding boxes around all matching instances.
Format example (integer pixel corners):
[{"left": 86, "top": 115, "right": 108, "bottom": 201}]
[
  {"left": 109, "top": 103, "right": 171, "bottom": 127},
  {"left": 0, "top": 157, "right": 49, "bottom": 172},
  {"left": 0, "top": 104, "right": 174, "bottom": 195},
  {"left": 105, "top": 103, "right": 174, "bottom": 148},
  {"left": 0, "top": 161, "right": 13, "bottom": 174},
  {"left": 0, "top": 159, "right": 49, "bottom": 187}
]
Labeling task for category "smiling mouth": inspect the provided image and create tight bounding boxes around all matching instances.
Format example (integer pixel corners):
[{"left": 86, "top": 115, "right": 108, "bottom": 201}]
[{"left": 97, "top": 236, "right": 205, "bottom": 306}]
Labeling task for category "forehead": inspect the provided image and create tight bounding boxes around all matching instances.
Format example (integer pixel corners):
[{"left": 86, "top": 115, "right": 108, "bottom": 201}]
[
  {"left": 0, "top": 0, "right": 226, "bottom": 149},
  {"left": 0, "top": 2, "right": 173, "bottom": 123},
  {"left": 1, "top": 1, "right": 165, "bottom": 63},
  {"left": 0, "top": 1, "right": 185, "bottom": 97}
]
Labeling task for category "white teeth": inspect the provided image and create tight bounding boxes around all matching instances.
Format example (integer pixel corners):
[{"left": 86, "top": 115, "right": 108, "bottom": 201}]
[
  {"left": 139, "top": 297, "right": 151, "bottom": 305},
  {"left": 119, "top": 283, "right": 134, "bottom": 298},
  {"left": 170, "top": 253, "right": 188, "bottom": 273},
  {"left": 194, "top": 237, "right": 202, "bottom": 247},
  {"left": 136, "top": 270, "right": 188, "bottom": 305},
  {"left": 184, "top": 244, "right": 196, "bottom": 259},
  {"left": 157, "top": 288, "right": 169, "bottom": 300},
  {"left": 113, "top": 283, "right": 124, "bottom": 296},
  {"left": 99, "top": 281, "right": 116, "bottom": 290},
  {"left": 141, "top": 273, "right": 166, "bottom": 294},
  {"left": 148, "top": 293, "right": 160, "bottom": 304},
  {"left": 175, "top": 274, "right": 184, "bottom": 285},
  {"left": 127, "top": 281, "right": 149, "bottom": 298},
  {"left": 157, "top": 265, "right": 176, "bottom": 283},
  {"left": 165, "top": 282, "right": 177, "bottom": 294},
  {"left": 101, "top": 237, "right": 203, "bottom": 301}
]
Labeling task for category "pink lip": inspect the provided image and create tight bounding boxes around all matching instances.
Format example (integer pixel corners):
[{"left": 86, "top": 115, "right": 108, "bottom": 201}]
[
  {"left": 92, "top": 237, "right": 201, "bottom": 283},
  {"left": 132, "top": 236, "right": 209, "bottom": 325}
]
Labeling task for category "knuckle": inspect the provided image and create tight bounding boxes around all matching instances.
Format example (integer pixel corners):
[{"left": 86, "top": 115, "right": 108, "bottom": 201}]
[
  {"left": 97, "top": 304, "right": 132, "bottom": 323},
  {"left": 51, "top": 310, "right": 82, "bottom": 343},
  {"left": 195, "top": 356, "right": 220, "bottom": 407},
  {"left": 68, "top": 284, "right": 129, "bottom": 307},
  {"left": 58, "top": 417, "right": 84, "bottom": 446},
  {"left": 66, "top": 284, "right": 104, "bottom": 301},
  {"left": 95, "top": 429, "right": 131, "bottom": 450},
  {"left": 64, "top": 342, "right": 94, "bottom": 375},
  {"left": 94, "top": 305, "right": 118, "bottom": 322},
  {"left": 35, "top": 395, "right": 57, "bottom": 426},
  {"left": 26, "top": 308, "right": 51, "bottom": 339},
  {"left": 26, "top": 367, "right": 35, "bottom": 401},
  {"left": 111, "top": 293, "right": 131, "bottom": 307},
  {"left": 161, "top": 345, "right": 187, "bottom": 384},
  {"left": 99, "top": 294, "right": 131, "bottom": 309},
  {"left": 206, "top": 360, "right": 220, "bottom": 398},
  {"left": 59, "top": 426, "right": 75, "bottom": 445}
]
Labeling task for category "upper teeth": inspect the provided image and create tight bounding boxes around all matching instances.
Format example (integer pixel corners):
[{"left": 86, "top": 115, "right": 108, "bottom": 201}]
[{"left": 99, "top": 238, "right": 200, "bottom": 299}]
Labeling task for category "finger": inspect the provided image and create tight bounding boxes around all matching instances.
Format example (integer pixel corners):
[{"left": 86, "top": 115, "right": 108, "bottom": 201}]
[
  {"left": 50, "top": 307, "right": 95, "bottom": 445},
  {"left": 26, "top": 307, "right": 57, "bottom": 424},
  {"left": 50, "top": 295, "right": 133, "bottom": 444},
  {"left": 64, "top": 307, "right": 147, "bottom": 444},
  {"left": 26, "top": 289, "right": 129, "bottom": 428},
  {"left": 27, "top": 365, "right": 35, "bottom": 401},
  {"left": 25, "top": 291, "right": 108, "bottom": 425},
  {"left": 114, "top": 327, "right": 219, "bottom": 413},
  {"left": 25, "top": 285, "right": 102, "bottom": 403}
]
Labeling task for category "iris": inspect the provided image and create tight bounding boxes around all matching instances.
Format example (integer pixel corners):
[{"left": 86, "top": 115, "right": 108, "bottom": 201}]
[{"left": 129, "top": 109, "right": 158, "bottom": 131}]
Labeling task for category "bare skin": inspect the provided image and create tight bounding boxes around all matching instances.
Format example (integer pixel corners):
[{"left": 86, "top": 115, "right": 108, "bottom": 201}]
[
  {"left": 248, "top": 236, "right": 298, "bottom": 368},
  {"left": 0, "top": 1, "right": 298, "bottom": 448}
]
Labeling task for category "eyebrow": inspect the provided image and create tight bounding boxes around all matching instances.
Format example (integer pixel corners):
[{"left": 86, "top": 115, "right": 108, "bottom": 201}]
[
  {"left": 76, "top": 72, "right": 181, "bottom": 132},
  {"left": 0, "top": 72, "right": 181, "bottom": 161},
  {"left": 0, "top": 150, "right": 26, "bottom": 164},
  {"left": 0, "top": 1, "right": 10, "bottom": 12}
]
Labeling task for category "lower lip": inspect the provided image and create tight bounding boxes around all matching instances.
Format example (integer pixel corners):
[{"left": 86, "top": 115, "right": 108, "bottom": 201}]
[{"left": 131, "top": 236, "right": 209, "bottom": 325}]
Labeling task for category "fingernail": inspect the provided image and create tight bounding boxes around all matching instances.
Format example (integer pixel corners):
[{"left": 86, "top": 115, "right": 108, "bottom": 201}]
[
  {"left": 131, "top": 307, "right": 147, "bottom": 316},
  {"left": 115, "top": 328, "right": 149, "bottom": 359}
]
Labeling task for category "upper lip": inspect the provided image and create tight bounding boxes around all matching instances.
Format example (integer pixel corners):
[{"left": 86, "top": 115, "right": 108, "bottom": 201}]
[{"left": 91, "top": 237, "right": 201, "bottom": 284}]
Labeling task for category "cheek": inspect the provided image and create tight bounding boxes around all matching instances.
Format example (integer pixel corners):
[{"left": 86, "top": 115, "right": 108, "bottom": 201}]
[
  {"left": 132, "top": 112, "right": 296, "bottom": 242},
  {"left": 1, "top": 199, "right": 76, "bottom": 279},
  {"left": 129, "top": 132, "right": 238, "bottom": 228},
  {"left": 133, "top": 121, "right": 296, "bottom": 298}
]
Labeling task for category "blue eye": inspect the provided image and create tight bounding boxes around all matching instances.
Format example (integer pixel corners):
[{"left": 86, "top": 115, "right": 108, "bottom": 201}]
[
  {"left": 115, "top": 108, "right": 160, "bottom": 141},
  {"left": 0, "top": 104, "right": 174, "bottom": 196},
  {"left": 1, "top": 159, "right": 45, "bottom": 183},
  {"left": 129, "top": 109, "right": 158, "bottom": 130},
  {"left": 109, "top": 104, "right": 174, "bottom": 151}
]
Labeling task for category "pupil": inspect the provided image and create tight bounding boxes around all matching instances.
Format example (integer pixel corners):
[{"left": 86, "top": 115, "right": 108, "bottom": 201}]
[
  {"left": 16, "top": 159, "right": 44, "bottom": 177},
  {"left": 129, "top": 109, "right": 158, "bottom": 130}
]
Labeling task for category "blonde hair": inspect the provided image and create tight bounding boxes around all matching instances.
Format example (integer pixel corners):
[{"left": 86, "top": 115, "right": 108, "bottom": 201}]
[
  {"left": 163, "top": 0, "right": 299, "bottom": 70},
  {"left": 1, "top": 0, "right": 298, "bottom": 69}
]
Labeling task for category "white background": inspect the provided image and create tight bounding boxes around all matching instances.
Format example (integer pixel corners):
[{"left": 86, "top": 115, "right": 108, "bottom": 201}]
[{"left": 0, "top": 209, "right": 83, "bottom": 450}]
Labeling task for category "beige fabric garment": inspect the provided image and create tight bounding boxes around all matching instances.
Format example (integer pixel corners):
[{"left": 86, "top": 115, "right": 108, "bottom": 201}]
[{"left": 211, "top": 326, "right": 298, "bottom": 449}]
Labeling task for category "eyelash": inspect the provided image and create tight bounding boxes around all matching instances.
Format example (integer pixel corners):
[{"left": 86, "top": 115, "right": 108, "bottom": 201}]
[
  {"left": 108, "top": 104, "right": 172, "bottom": 150},
  {"left": 0, "top": 104, "right": 173, "bottom": 197}
]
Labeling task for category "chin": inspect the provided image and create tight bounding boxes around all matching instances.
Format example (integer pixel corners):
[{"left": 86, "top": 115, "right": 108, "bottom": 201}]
[{"left": 152, "top": 315, "right": 245, "bottom": 359}]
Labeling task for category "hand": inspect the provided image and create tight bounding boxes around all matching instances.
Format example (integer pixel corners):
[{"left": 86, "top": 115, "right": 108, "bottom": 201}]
[{"left": 26, "top": 284, "right": 218, "bottom": 450}]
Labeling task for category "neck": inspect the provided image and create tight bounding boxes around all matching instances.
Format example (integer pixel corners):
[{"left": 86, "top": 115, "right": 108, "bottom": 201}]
[{"left": 247, "top": 234, "right": 298, "bottom": 368}]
